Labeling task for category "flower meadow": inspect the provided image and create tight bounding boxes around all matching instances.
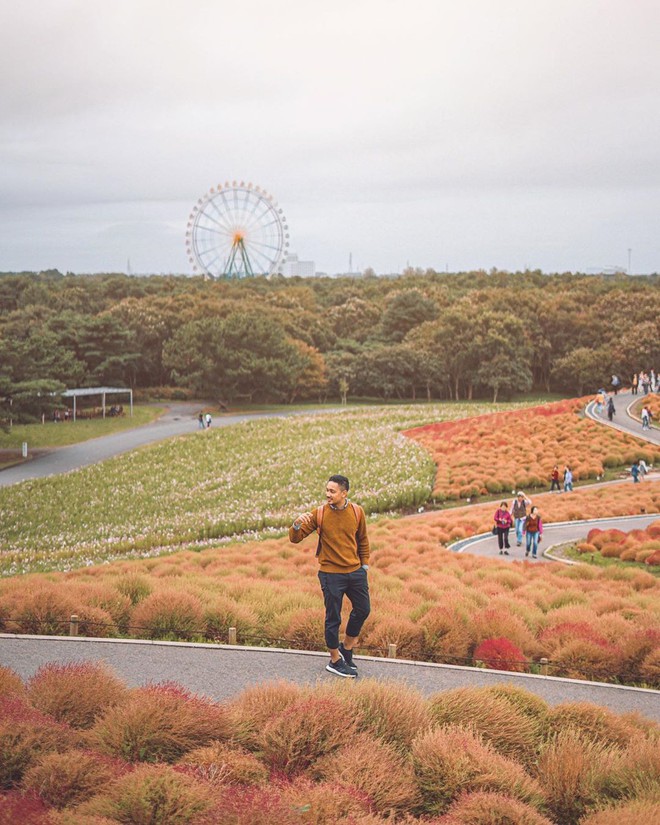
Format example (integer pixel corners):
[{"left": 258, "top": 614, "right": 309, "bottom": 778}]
[
  {"left": 2, "top": 482, "right": 659, "bottom": 686},
  {"left": 403, "top": 397, "right": 660, "bottom": 501},
  {"left": 0, "top": 402, "right": 527, "bottom": 577},
  {"left": 1, "top": 662, "right": 659, "bottom": 825}
]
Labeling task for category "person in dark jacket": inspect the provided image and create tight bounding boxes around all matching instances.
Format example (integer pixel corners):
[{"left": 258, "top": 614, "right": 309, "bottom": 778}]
[{"left": 607, "top": 397, "right": 616, "bottom": 421}]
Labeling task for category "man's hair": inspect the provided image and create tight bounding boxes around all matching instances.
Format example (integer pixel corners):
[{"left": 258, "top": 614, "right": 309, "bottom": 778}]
[{"left": 328, "top": 474, "right": 350, "bottom": 491}]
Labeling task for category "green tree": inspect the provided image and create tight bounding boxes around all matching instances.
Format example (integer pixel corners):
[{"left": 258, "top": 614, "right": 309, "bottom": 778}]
[
  {"left": 75, "top": 315, "right": 141, "bottom": 387},
  {"left": 380, "top": 289, "right": 438, "bottom": 342},
  {"left": 327, "top": 297, "right": 381, "bottom": 344},
  {"left": 355, "top": 344, "right": 425, "bottom": 400},
  {"left": 471, "top": 310, "right": 533, "bottom": 401},
  {"left": 550, "top": 346, "right": 611, "bottom": 396},
  {"left": 162, "top": 313, "right": 315, "bottom": 403}
]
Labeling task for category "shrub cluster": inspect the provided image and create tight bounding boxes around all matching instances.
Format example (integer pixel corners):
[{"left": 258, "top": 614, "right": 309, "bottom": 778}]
[
  {"left": 2, "top": 665, "right": 658, "bottom": 824},
  {"left": 1, "top": 481, "right": 658, "bottom": 687},
  {"left": 403, "top": 396, "right": 660, "bottom": 500},
  {"left": 577, "top": 519, "right": 660, "bottom": 566}
]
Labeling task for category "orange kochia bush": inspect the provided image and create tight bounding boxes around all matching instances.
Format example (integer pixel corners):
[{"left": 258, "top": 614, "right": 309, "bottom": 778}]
[
  {"left": 1, "top": 668, "right": 659, "bottom": 824},
  {"left": 1, "top": 482, "right": 659, "bottom": 686},
  {"left": 403, "top": 396, "right": 660, "bottom": 500},
  {"left": 577, "top": 519, "right": 660, "bottom": 566}
]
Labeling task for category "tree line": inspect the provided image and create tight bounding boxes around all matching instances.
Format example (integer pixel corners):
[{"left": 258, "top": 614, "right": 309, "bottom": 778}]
[{"left": 0, "top": 268, "right": 658, "bottom": 420}]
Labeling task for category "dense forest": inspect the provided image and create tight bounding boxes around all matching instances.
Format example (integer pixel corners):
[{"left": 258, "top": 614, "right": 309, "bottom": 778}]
[{"left": 1, "top": 268, "right": 658, "bottom": 420}]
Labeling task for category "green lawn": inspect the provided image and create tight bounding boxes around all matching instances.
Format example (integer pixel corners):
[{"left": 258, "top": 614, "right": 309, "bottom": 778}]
[{"left": 0, "top": 405, "right": 165, "bottom": 449}]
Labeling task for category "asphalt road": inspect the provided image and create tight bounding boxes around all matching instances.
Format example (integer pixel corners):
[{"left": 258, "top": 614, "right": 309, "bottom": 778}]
[
  {"left": 451, "top": 512, "right": 660, "bottom": 563},
  {"left": 585, "top": 388, "right": 660, "bottom": 445},
  {"left": 0, "top": 404, "right": 331, "bottom": 488},
  {"left": 2, "top": 634, "right": 659, "bottom": 720}
]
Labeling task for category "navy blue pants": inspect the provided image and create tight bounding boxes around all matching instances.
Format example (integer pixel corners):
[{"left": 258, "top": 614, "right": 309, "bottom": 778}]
[{"left": 318, "top": 568, "right": 371, "bottom": 650}]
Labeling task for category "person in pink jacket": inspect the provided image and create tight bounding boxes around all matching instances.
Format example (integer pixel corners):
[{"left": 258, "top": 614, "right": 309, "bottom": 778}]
[
  {"left": 493, "top": 501, "right": 513, "bottom": 555},
  {"left": 524, "top": 506, "right": 543, "bottom": 558}
]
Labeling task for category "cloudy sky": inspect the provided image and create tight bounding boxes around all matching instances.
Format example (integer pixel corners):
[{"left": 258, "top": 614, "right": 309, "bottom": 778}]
[{"left": 1, "top": 0, "right": 658, "bottom": 275}]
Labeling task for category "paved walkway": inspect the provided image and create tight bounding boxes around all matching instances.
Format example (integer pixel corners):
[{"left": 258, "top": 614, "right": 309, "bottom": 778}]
[
  {"left": 585, "top": 388, "right": 660, "bottom": 445},
  {"left": 450, "top": 512, "right": 660, "bottom": 563},
  {"left": 2, "top": 634, "right": 658, "bottom": 720},
  {"left": 0, "top": 404, "right": 333, "bottom": 488}
]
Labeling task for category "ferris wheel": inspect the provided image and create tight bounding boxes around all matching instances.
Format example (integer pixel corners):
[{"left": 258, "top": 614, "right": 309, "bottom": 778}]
[{"left": 186, "top": 181, "right": 289, "bottom": 278}]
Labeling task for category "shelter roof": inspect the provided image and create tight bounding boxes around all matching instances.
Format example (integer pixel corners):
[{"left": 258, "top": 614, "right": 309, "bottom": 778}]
[{"left": 61, "top": 387, "right": 131, "bottom": 397}]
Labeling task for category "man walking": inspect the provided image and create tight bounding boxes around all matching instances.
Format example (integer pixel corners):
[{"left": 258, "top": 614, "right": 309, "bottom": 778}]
[
  {"left": 511, "top": 491, "right": 531, "bottom": 546},
  {"left": 289, "top": 475, "right": 370, "bottom": 678},
  {"left": 641, "top": 405, "right": 652, "bottom": 431}
]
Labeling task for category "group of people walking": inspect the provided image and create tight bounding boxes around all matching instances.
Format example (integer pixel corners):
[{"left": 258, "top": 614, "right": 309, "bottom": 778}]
[
  {"left": 632, "top": 371, "right": 657, "bottom": 395},
  {"left": 493, "top": 492, "right": 543, "bottom": 558},
  {"left": 550, "top": 464, "right": 573, "bottom": 492},
  {"left": 595, "top": 390, "right": 617, "bottom": 421}
]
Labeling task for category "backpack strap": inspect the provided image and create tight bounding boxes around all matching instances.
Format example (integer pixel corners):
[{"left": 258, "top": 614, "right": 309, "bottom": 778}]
[
  {"left": 315, "top": 502, "right": 362, "bottom": 557},
  {"left": 315, "top": 504, "right": 325, "bottom": 557}
]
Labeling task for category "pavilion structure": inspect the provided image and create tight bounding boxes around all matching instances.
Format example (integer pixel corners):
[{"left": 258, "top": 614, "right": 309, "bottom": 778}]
[{"left": 61, "top": 387, "right": 133, "bottom": 422}]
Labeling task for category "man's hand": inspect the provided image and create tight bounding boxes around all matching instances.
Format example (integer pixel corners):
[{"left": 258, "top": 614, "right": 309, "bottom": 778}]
[{"left": 293, "top": 512, "right": 313, "bottom": 531}]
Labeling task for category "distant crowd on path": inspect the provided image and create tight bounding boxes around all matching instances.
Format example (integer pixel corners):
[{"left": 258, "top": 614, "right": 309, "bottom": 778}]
[
  {"left": 493, "top": 492, "right": 544, "bottom": 558},
  {"left": 198, "top": 412, "right": 212, "bottom": 429},
  {"left": 631, "top": 370, "right": 658, "bottom": 395},
  {"left": 594, "top": 373, "right": 657, "bottom": 485}
]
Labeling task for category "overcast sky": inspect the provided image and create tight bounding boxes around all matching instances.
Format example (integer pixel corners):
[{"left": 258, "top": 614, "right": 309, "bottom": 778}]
[{"left": 1, "top": 0, "right": 659, "bottom": 275}]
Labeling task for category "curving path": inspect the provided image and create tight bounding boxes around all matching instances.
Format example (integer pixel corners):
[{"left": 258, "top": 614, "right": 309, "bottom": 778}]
[
  {"left": 450, "top": 512, "right": 660, "bottom": 564},
  {"left": 452, "top": 389, "right": 660, "bottom": 563},
  {"left": 0, "top": 403, "right": 338, "bottom": 488},
  {"left": 2, "top": 633, "right": 659, "bottom": 720},
  {"left": 585, "top": 388, "right": 659, "bottom": 445}
]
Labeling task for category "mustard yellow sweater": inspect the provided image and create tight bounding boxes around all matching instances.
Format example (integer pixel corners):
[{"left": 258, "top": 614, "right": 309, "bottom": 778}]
[{"left": 289, "top": 502, "right": 370, "bottom": 573}]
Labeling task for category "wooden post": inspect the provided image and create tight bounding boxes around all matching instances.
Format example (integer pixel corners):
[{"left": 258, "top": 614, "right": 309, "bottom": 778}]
[
  {"left": 387, "top": 643, "right": 397, "bottom": 659},
  {"left": 69, "top": 614, "right": 79, "bottom": 636},
  {"left": 540, "top": 657, "right": 548, "bottom": 676},
  {"left": 228, "top": 627, "right": 237, "bottom": 645}
]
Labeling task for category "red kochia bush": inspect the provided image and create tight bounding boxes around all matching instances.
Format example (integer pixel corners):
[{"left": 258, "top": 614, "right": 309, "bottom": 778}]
[
  {"left": 442, "top": 790, "right": 555, "bottom": 824},
  {"left": 411, "top": 724, "right": 545, "bottom": 816},
  {"left": 129, "top": 590, "right": 205, "bottom": 640},
  {"left": 0, "top": 791, "right": 51, "bottom": 825},
  {"left": 579, "top": 799, "right": 660, "bottom": 825},
  {"left": 473, "top": 638, "right": 528, "bottom": 673},
  {"left": 75, "top": 763, "right": 213, "bottom": 824}
]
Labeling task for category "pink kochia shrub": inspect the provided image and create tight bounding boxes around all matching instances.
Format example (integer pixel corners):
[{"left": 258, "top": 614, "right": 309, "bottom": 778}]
[
  {"left": 473, "top": 638, "right": 527, "bottom": 673},
  {"left": 4, "top": 665, "right": 659, "bottom": 824}
]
